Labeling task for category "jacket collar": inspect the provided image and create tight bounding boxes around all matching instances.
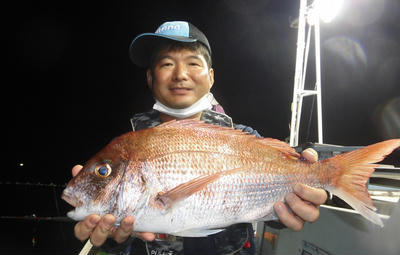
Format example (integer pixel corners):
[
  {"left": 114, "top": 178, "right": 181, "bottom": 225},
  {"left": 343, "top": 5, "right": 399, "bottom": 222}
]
[{"left": 130, "top": 109, "right": 233, "bottom": 131}]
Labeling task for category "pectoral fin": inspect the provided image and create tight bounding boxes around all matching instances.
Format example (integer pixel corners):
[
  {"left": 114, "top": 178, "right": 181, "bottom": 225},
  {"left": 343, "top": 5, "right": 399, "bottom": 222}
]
[{"left": 154, "top": 167, "right": 244, "bottom": 210}]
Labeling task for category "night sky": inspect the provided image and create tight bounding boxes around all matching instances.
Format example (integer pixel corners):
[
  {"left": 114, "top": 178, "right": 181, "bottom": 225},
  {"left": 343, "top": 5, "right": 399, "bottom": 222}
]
[{"left": 3, "top": 0, "right": 400, "bottom": 253}]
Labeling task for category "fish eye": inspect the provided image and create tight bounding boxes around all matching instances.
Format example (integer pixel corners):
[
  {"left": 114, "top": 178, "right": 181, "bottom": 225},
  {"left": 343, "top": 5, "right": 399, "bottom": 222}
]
[{"left": 94, "top": 163, "right": 112, "bottom": 178}]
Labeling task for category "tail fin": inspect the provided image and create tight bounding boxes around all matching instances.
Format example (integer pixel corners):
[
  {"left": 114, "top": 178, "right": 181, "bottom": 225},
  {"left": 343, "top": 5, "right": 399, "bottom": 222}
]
[{"left": 322, "top": 139, "right": 400, "bottom": 227}]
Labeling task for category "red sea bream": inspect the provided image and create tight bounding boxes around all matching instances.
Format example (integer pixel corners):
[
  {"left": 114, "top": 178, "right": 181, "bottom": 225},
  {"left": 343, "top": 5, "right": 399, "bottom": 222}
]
[{"left": 62, "top": 120, "right": 400, "bottom": 236}]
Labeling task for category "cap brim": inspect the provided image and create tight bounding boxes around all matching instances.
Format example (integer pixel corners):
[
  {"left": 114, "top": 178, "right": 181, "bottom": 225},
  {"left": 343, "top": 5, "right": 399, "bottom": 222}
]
[{"left": 129, "top": 33, "right": 197, "bottom": 68}]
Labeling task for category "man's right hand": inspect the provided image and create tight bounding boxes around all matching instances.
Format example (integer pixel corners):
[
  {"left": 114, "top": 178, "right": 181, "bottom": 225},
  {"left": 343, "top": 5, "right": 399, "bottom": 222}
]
[{"left": 71, "top": 165, "right": 155, "bottom": 246}]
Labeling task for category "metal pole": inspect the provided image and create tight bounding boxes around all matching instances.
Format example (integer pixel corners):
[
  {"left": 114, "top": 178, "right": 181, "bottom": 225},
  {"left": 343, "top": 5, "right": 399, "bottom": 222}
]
[
  {"left": 294, "top": 24, "right": 313, "bottom": 147},
  {"left": 314, "top": 12, "right": 324, "bottom": 144},
  {"left": 290, "top": 0, "right": 307, "bottom": 147},
  {"left": 290, "top": 0, "right": 325, "bottom": 146}
]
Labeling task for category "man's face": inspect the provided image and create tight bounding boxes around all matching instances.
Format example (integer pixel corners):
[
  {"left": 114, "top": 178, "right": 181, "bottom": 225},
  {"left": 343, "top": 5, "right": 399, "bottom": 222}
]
[{"left": 147, "top": 48, "right": 214, "bottom": 109}]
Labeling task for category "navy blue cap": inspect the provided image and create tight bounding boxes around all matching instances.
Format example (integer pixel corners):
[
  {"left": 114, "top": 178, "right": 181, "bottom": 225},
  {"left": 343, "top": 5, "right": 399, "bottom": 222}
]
[{"left": 129, "top": 21, "right": 211, "bottom": 67}]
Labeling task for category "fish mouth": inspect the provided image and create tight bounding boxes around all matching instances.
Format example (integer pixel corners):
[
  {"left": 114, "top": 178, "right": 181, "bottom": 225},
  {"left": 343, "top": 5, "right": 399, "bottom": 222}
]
[
  {"left": 61, "top": 189, "right": 80, "bottom": 208},
  {"left": 66, "top": 207, "right": 88, "bottom": 221}
]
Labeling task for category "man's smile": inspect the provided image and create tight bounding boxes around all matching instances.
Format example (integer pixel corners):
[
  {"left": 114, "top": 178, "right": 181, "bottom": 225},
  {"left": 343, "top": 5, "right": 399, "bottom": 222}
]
[{"left": 169, "top": 87, "right": 192, "bottom": 95}]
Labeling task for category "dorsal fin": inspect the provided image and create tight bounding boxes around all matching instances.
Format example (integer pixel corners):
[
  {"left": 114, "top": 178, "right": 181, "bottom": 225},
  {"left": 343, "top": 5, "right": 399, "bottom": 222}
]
[
  {"left": 257, "top": 138, "right": 300, "bottom": 159},
  {"left": 156, "top": 120, "right": 300, "bottom": 158},
  {"left": 156, "top": 119, "right": 188, "bottom": 128},
  {"left": 156, "top": 119, "right": 241, "bottom": 133}
]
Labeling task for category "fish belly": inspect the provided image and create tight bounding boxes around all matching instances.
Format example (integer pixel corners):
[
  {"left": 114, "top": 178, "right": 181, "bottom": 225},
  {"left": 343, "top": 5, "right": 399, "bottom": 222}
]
[{"left": 133, "top": 170, "right": 305, "bottom": 235}]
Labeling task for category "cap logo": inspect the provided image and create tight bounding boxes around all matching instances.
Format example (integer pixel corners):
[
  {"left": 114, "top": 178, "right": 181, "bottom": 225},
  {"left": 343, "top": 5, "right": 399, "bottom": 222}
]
[
  {"left": 155, "top": 21, "right": 189, "bottom": 37},
  {"left": 156, "top": 24, "right": 180, "bottom": 33}
]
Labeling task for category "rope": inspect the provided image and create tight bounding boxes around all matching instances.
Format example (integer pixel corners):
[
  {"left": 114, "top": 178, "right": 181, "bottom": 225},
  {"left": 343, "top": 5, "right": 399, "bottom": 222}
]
[
  {"left": 0, "top": 215, "right": 73, "bottom": 222},
  {"left": 0, "top": 181, "right": 66, "bottom": 188}
]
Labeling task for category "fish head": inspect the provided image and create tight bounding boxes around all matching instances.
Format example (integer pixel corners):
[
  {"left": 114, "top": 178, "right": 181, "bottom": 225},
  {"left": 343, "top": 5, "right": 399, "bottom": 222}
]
[{"left": 62, "top": 137, "right": 142, "bottom": 221}]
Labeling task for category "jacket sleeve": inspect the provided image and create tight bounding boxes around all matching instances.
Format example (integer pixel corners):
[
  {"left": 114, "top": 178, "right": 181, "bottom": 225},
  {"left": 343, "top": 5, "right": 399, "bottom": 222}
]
[{"left": 233, "top": 124, "right": 262, "bottom": 138}]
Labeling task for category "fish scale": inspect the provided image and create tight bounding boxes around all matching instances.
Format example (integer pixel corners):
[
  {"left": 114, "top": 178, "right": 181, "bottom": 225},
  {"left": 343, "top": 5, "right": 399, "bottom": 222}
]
[{"left": 62, "top": 120, "right": 400, "bottom": 236}]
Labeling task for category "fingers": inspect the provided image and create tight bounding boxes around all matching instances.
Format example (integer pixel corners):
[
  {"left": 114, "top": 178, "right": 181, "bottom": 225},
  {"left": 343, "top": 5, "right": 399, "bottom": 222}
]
[
  {"left": 112, "top": 216, "right": 134, "bottom": 243},
  {"left": 74, "top": 214, "right": 101, "bottom": 241},
  {"left": 74, "top": 215, "right": 152, "bottom": 246},
  {"left": 294, "top": 183, "right": 327, "bottom": 205},
  {"left": 72, "top": 165, "right": 83, "bottom": 177},
  {"left": 275, "top": 184, "right": 327, "bottom": 231},
  {"left": 136, "top": 232, "right": 156, "bottom": 242},
  {"left": 89, "top": 214, "right": 117, "bottom": 246},
  {"left": 74, "top": 214, "right": 116, "bottom": 247},
  {"left": 300, "top": 148, "right": 318, "bottom": 163},
  {"left": 285, "top": 192, "right": 319, "bottom": 223},
  {"left": 274, "top": 201, "right": 304, "bottom": 231}
]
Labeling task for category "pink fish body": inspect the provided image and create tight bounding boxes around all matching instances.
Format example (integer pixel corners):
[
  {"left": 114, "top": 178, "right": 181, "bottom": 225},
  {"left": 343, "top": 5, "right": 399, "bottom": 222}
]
[{"left": 62, "top": 120, "right": 400, "bottom": 236}]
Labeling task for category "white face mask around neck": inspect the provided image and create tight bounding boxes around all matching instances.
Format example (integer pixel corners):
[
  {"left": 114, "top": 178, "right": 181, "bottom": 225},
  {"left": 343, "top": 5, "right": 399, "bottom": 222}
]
[{"left": 153, "top": 93, "right": 213, "bottom": 119}]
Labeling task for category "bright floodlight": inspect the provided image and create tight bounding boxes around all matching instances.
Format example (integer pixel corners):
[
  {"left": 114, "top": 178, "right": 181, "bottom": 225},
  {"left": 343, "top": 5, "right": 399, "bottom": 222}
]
[{"left": 316, "top": 0, "right": 343, "bottom": 23}]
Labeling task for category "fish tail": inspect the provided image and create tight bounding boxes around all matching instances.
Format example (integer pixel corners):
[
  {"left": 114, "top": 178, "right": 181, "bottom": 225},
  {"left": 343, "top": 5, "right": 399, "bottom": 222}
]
[{"left": 321, "top": 139, "right": 400, "bottom": 227}]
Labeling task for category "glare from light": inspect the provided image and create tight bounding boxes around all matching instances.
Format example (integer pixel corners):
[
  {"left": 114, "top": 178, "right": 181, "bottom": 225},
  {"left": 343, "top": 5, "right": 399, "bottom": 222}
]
[{"left": 315, "top": 0, "right": 344, "bottom": 23}]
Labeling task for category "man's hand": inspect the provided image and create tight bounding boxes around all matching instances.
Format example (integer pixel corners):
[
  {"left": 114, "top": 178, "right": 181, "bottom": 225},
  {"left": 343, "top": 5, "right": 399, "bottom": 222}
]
[
  {"left": 273, "top": 148, "right": 328, "bottom": 231},
  {"left": 71, "top": 165, "right": 155, "bottom": 246}
]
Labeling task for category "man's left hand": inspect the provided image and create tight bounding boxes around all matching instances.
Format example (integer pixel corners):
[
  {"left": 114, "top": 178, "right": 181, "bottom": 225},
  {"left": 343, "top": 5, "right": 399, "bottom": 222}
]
[{"left": 273, "top": 148, "right": 328, "bottom": 231}]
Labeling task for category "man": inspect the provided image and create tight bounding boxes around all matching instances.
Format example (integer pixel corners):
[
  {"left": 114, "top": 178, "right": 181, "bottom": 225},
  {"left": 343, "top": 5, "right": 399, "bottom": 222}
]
[{"left": 71, "top": 21, "right": 327, "bottom": 254}]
